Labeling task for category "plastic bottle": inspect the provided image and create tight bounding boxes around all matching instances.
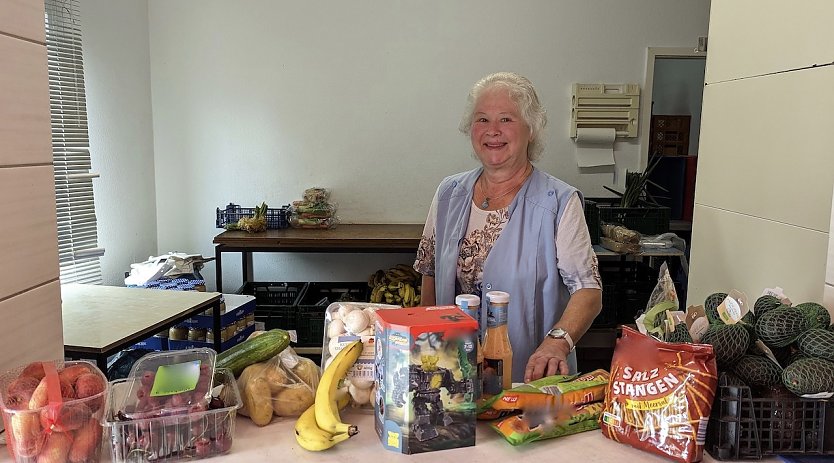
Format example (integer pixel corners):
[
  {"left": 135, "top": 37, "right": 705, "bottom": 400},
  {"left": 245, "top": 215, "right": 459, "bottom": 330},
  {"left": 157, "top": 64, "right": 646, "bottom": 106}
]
[
  {"left": 455, "top": 294, "right": 483, "bottom": 400},
  {"left": 482, "top": 291, "right": 513, "bottom": 395}
]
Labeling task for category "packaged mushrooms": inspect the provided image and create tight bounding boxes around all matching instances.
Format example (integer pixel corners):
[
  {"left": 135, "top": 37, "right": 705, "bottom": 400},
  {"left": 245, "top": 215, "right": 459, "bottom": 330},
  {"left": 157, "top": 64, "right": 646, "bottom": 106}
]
[{"left": 321, "top": 302, "right": 400, "bottom": 410}]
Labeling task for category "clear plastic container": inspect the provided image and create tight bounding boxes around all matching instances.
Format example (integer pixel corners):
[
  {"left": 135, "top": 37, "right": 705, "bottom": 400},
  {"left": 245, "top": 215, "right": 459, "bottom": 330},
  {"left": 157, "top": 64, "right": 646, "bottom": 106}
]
[
  {"left": 320, "top": 302, "right": 400, "bottom": 410},
  {"left": 120, "top": 349, "right": 217, "bottom": 421},
  {"left": 106, "top": 368, "right": 241, "bottom": 462},
  {"left": 0, "top": 360, "right": 109, "bottom": 463}
]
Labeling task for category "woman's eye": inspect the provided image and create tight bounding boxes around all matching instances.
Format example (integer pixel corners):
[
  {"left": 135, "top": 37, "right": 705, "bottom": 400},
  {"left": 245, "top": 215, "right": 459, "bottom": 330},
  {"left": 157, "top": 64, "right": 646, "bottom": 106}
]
[
  {"left": 501, "top": 117, "right": 512, "bottom": 123},
  {"left": 475, "top": 117, "right": 488, "bottom": 123}
]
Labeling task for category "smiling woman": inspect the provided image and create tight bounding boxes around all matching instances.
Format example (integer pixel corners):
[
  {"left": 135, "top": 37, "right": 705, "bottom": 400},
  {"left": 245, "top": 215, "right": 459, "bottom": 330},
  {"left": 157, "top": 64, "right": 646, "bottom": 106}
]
[{"left": 413, "top": 72, "right": 603, "bottom": 384}]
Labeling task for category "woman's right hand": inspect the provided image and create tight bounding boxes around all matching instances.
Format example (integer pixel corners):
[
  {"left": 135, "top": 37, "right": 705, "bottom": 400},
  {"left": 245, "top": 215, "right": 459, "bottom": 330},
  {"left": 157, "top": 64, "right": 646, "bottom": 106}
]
[{"left": 420, "top": 275, "right": 436, "bottom": 306}]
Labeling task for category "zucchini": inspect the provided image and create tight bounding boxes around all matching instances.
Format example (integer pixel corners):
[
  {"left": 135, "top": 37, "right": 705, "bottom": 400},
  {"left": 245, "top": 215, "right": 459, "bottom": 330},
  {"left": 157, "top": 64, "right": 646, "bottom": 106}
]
[{"left": 216, "top": 329, "right": 290, "bottom": 376}]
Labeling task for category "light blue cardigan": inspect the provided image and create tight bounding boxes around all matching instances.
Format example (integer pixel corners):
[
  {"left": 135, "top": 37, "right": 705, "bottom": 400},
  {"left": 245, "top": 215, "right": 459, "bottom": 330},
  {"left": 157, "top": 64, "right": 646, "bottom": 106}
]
[{"left": 432, "top": 166, "right": 582, "bottom": 381}]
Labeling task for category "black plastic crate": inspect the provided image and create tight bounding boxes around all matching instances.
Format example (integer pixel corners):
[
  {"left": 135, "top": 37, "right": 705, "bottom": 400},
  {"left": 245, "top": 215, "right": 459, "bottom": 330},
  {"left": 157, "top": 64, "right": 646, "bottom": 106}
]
[
  {"left": 584, "top": 198, "right": 670, "bottom": 244},
  {"left": 594, "top": 283, "right": 619, "bottom": 327},
  {"left": 297, "top": 282, "right": 370, "bottom": 306},
  {"left": 253, "top": 305, "right": 297, "bottom": 333},
  {"left": 597, "top": 261, "right": 656, "bottom": 325},
  {"left": 584, "top": 199, "right": 601, "bottom": 245},
  {"left": 599, "top": 260, "right": 656, "bottom": 285},
  {"left": 706, "top": 373, "right": 834, "bottom": 460},
  {"left": 238, "top": 282, "right": 307, "bottom": 334},
  {"left": 238, "top": 281, "right": 307, "bottom": 306},
  {"left": 216, "top": 203, "right": 290, "bottom": 230},
  {"left": 296, "top": 306, "right": 327, "bottom": 347},
  {"left": 293, "top": 282, "right": 371, "bottom": 347}
]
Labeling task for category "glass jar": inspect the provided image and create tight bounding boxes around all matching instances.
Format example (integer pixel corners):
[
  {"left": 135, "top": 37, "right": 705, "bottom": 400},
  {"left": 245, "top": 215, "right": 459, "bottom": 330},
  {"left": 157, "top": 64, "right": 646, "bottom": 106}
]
[
  {"left": 188, "top": 327, "right": 207, "bottom": 342},
  {"left": 168, "top": 326, "right": 188, "bottom": 341}
]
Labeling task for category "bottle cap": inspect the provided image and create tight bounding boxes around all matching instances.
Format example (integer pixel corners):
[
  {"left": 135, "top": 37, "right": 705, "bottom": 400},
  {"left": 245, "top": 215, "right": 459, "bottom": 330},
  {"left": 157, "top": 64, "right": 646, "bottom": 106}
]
[
  {"left": 455, "top": 294, "right": 481, "bottom": 309},
  {"left": 486, "top": 291, "right": 510, "bottom": 304}
]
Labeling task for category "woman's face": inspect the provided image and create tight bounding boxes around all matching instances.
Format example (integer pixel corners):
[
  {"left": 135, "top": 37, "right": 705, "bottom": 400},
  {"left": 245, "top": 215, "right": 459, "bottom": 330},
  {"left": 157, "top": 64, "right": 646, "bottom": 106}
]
[{"left": 470, "top": 87, "right": 531, "bottom": 170}]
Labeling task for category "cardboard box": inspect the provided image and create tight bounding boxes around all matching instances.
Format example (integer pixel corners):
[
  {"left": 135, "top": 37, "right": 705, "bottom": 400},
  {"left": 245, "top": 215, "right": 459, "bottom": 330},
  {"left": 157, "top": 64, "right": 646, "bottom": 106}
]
[
  {"left": 130, "top": 335, "right": 167, "bottom": 351},
  {"left": 180, "top": 293, "right": 256, "bottom": 329},
  {"left": 374, "top": 306, "right": 478, "bottom": 454}
]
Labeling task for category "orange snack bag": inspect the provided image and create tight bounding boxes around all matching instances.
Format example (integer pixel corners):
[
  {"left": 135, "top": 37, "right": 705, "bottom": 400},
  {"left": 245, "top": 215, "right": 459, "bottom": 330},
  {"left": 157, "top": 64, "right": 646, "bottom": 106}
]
[
  {"left": 477, "top": 369, "right": 609, "bottom": 421},
  {"left": 600, "top": 326, "right": 718, "bottom": 463}
]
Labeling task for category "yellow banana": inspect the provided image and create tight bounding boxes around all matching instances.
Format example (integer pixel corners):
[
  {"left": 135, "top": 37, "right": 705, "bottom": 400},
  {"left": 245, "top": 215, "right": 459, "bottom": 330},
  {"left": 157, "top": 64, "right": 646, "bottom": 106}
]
[
  {"left": 370, "top": 285, "right": 384, "bottom": 303},
  {"left": 372, "top": 270, "right": 386, "bottom": 287},
  {"left": 405, "top": 284, "right": 415, "bottom": 307},
  {"left": 294, "top": 404, "right": 351, "bottom": 451},
  {"left": 315, "top": 340, "right": 363, "bottom": 435}
]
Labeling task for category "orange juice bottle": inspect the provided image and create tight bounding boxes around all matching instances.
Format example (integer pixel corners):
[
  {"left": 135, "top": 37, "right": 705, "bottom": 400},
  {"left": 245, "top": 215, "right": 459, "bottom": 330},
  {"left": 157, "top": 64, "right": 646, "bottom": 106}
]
[
  {"left": 455, "top": 294, "right": 483, "bottom": 399},
  {"left": 482, "top": 291, "right": 513, "bottom": 395}
]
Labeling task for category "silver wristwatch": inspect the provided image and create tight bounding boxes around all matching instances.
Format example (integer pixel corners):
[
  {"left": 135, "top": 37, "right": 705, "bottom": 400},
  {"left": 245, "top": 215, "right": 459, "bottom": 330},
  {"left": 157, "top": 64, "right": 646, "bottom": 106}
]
[{"left": 545, "top": 328, "right": 575, "bottom": 351}]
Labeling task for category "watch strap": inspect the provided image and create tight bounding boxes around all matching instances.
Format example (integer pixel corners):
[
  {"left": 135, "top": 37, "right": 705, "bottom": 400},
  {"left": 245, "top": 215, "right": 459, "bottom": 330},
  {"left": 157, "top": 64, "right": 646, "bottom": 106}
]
[{"left": 547, "top": 328, "right": 575, "bottom": 351}]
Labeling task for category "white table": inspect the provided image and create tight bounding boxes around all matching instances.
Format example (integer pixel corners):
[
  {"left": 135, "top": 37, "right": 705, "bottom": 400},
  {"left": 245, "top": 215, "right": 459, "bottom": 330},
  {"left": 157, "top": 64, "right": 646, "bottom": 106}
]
[
  {"left": 181, "top": 412, "right": 782, "bottom": 463},
  {"left": 61, "top": 284, "right": 222, "bottom": 371}
]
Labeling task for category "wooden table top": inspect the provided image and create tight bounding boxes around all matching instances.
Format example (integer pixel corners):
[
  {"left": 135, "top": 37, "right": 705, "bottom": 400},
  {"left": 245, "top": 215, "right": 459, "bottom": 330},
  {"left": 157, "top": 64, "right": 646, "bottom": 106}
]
[
  {"left": 61, "top": 284, "right": 221, "bottom": 353},
  {"left": 213, "top": 223, "right": 424, "bottom": 251}
]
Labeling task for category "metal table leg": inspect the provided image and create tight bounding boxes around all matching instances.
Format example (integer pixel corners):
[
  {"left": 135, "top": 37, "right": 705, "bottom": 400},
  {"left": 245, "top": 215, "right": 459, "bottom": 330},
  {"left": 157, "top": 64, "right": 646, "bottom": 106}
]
[{"left": 212, "top": 298, "right": 223, "bottom": 353}]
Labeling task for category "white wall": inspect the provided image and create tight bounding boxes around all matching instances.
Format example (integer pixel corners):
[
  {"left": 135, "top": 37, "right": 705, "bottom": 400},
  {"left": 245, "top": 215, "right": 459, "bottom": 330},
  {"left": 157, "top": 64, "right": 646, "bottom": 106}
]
[
  {"left": 83, "top": 0, "right": 158, "bottom": 285},
  {"left": 82, "top": 0, "right": 711, "bottom": 289},
  {"left": 688, "top": 0, "right": 834, "bottom": 308}
]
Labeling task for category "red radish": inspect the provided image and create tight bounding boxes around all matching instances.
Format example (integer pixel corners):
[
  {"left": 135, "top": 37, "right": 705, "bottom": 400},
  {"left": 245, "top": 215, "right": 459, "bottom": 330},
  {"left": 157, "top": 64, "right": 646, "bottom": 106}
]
[
  {"left": 21, "top": 362, "right": 46, "bottom": 381},
  {"left": 58, "top": 364, "right": 91, "bottom": 385},
  {"left": 68, "top": 418, "right": 101, "bottom": 463},
  {"left": 37, "top": 432, "right": 73, "bottom": 463}
]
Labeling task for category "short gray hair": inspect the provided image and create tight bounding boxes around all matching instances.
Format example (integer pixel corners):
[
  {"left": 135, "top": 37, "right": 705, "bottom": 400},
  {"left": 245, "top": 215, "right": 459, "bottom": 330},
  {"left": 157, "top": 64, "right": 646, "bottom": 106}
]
[{"left": 459, "top": 72, "right": 547, "bottom": 162}]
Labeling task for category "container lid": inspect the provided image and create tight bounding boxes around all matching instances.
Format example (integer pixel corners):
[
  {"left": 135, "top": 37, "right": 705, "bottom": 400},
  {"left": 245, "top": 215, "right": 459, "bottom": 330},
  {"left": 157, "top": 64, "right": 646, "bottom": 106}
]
[
  {"left": 119, "top": 348, "right": 217, "bottom": 420},
  {"left": 455, "top": 294, "right": 481, "bottom": 309},
  {"left": 486, "top": 291, "right": 510, "bottom": 304}
]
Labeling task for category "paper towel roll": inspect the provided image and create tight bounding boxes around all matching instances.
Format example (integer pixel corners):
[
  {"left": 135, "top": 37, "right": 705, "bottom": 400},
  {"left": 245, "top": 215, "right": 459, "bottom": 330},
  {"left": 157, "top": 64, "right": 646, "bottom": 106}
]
[{"left": 574, "top": 127, "right": 616, "bottom": 168}]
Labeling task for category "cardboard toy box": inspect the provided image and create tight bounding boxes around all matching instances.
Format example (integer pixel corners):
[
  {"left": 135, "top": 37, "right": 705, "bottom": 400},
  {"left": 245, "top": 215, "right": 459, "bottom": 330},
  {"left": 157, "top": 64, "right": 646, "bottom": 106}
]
[{"left": 374, "top": 305, "right": 479, "bottom": 454}]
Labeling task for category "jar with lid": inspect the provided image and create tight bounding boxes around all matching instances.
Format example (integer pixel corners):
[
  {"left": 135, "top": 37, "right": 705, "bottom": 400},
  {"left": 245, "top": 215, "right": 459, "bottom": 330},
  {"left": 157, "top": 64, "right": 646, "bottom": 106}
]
[
  {"left": 168, "top": 326, "right": 188, "bottom": 341},
  {"left": 483, "top": 291, "right": 513, "bottom": 395},
  {"left": 188, "top": 327, "right": 207, "bottom": 342},
  {"left": 456, "top": 294, "right": 484, "bottom": 400}
]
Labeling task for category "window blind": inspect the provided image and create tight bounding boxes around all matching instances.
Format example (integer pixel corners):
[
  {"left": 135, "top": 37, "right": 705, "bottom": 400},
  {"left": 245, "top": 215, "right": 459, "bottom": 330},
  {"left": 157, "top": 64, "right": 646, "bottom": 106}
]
[{"left": 45, "top": 0, "right": 104, "bottom": 284}]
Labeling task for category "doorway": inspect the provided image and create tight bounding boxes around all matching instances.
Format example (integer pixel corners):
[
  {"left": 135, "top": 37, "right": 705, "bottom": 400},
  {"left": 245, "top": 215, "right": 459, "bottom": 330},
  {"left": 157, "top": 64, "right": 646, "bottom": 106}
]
[{"left": 641, "top": 47, "right": 706, "bottom": 233}]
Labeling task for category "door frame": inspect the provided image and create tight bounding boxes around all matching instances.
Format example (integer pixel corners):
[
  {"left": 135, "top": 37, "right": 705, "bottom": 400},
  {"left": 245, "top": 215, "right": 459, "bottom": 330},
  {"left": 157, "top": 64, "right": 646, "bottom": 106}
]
[{"left": 639, "top": 47, "right": 706, "bottom": 170}]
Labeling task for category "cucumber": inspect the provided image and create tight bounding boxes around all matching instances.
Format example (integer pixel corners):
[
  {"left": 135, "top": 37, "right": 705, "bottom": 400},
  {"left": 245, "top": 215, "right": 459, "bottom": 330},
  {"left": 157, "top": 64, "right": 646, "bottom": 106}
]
[{"left": 216, "top": 329, "right": 290, "bottom": 376}]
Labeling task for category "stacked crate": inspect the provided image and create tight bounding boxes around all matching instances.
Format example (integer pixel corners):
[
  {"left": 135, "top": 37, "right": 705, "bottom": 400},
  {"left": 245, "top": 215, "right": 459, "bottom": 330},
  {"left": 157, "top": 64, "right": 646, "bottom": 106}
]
[
  {"left": 127, "top": 278, "right": 255, "bottom": 352},
  {"left": 241, "top": 282, "right": 370, "bottom": 346}
]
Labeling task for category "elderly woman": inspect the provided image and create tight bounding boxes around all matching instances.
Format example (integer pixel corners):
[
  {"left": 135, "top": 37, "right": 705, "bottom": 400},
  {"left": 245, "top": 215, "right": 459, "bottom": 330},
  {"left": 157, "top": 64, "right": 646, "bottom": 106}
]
[{"left": 414, "top": 71, "right": 602, "bottom": 383}]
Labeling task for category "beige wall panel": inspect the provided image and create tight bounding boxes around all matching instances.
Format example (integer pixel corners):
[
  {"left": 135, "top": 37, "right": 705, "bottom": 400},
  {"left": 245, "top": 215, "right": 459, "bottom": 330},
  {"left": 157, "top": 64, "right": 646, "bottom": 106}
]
[
  {"left": 0, "top": 35, "right": 51, "bottom": 167},
  {"left": 0, "top": 166, "right": 60, "bottom": 300},
  {"left": 695, "top": 67, "right": 834, "bottom": 232},
  {"left": 705, "top": 0, "right": 834, "bottom": 83},
  {"left": 0, "top": 281, "right": 63, "bottom": 376},
  {"left": 0, "top": 0, "right": 45, "bottom": 43},
  {"left": 824, "top": 284, "right": 833, "bottom": 317},
  {"left": 828, "top": 185, "right": 834, "bottom": 285},
  {"left": 688, "top": 205, "right": 828, "bottom": 308}
]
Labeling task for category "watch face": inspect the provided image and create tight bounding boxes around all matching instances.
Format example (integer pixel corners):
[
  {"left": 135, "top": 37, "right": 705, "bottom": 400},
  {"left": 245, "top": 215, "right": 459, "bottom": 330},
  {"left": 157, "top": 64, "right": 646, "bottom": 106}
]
[{"left": 548, "top": 328, "right": 566, "bottom": 338}]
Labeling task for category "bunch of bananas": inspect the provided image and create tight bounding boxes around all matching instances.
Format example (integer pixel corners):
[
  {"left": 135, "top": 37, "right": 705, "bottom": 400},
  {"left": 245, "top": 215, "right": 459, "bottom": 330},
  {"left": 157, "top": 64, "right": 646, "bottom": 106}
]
[
  {"left": 368, "top": 264, "right": 422, "bottom": 306},
  {"left": 294, "top": 340, "right": 364, "bottom": 451}
]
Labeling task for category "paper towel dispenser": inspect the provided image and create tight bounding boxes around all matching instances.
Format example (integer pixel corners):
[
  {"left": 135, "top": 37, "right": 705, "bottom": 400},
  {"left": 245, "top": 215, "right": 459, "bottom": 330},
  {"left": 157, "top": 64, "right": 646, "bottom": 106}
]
[{"left": 571, "top": 83, "right": 640, "bottom": 138}]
